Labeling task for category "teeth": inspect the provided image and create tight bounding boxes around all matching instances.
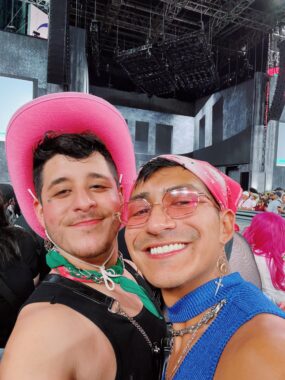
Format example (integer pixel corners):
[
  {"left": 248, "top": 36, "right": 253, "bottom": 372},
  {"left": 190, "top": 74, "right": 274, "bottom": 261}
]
[{"left": 150, "top": 243, "right": 186, "bottom": 255}]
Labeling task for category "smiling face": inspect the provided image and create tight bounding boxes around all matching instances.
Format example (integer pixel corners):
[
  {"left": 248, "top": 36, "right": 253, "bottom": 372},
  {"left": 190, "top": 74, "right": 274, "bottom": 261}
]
[
  {"left": 125, "top": 166, "right": 234, "bottom": 304},
  {"left": 34, "top": 152, "right": 122, "bottom": 265}
]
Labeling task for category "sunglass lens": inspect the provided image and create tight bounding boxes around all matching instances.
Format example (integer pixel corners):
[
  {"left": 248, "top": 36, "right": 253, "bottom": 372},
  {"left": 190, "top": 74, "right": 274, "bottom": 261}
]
[
  {"left": 165, "top": 190, "right": 198, "bottom": 218},
  {"left": 127, "top": 199, "right": 151, "bottom": 226}
]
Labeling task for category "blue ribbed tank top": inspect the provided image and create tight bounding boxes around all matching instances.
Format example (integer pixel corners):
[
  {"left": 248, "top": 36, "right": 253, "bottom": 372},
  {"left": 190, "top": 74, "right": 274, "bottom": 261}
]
[{"left": 165, "top": 272, "right": 285, "bottom": 380}]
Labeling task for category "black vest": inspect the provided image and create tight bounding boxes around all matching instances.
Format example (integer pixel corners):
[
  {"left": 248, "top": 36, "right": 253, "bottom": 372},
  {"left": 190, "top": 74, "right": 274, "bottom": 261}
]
[{"left": 24, "top": 262, "right": 167, "bottom": 379}]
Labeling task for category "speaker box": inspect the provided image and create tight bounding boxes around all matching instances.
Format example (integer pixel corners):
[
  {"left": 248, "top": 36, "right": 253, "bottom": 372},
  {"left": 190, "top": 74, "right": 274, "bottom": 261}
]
[
  {"left": 269, "top": 40, "right": 285, "bottom": 121},
  {"left": 47, "top": 0, "right": 70, "bottom": 85}
]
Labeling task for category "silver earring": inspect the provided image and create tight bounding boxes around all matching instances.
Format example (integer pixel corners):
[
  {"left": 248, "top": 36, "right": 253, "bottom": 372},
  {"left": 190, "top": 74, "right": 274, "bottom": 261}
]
[
  {"left": 44, "top": 239, "right": 54, "bottom": 251},
  {"left": 215, "top": 256, "right": 228, "bottom": 296},
  {"left": 114, "top": 212, "right": 122, "bottom": 224}
]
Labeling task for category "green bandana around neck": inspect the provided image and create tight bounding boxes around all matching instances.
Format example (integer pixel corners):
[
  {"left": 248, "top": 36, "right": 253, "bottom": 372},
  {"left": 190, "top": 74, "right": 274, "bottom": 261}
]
[{"left": 46, "top": 249, "right": 162, "bottom": 319}]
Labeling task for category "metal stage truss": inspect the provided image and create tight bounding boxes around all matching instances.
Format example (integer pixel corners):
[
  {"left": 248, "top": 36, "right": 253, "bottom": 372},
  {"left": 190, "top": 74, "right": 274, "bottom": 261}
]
[{"left": 22, "top": 0, "right": 285, "bottom": 99}]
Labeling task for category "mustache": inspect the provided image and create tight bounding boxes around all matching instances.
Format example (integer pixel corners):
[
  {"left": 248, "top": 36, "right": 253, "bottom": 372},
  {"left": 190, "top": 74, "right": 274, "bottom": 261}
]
[
  {"left": 67, "top": 211, "right": 106, "bottom": 225},
  {"left": 67, "top": 209, "right": 122, "bottom": 226}
]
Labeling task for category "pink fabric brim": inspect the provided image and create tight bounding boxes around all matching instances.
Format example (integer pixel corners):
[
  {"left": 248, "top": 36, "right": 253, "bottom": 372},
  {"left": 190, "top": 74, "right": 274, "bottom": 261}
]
[{"left": 6, "top": 92, "right": 136, "bottom": 238}]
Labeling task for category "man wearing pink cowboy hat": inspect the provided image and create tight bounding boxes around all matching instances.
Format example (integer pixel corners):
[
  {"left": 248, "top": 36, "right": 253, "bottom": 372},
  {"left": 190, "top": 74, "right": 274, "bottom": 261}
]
[
  {"left": 0, "top": 92, "right": 166, "bottom": 380},
  {"left": 124, "top": 155, "right": 285, "bottom": 380}
]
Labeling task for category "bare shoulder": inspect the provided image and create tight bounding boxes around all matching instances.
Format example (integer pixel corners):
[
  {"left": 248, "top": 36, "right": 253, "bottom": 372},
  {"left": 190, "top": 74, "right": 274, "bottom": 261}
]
[
  {"left": 215, "top": 313, "right": 285, "bottom": 380},
  {"left": 1, "top": 302, "right": 116, "bottom": 380}
]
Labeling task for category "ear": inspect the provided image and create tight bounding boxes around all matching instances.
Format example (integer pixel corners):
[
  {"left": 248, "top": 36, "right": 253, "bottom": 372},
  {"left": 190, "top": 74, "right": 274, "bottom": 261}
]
[
  {"left": 33, "top": 198, "right": 45, "bottom": 229},
  {"left": 219, "top": 209, "right": 235, "bottom": 245}
]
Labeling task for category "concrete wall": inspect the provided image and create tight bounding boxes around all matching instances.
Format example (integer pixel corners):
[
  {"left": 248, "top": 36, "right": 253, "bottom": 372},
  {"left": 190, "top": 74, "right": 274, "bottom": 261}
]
[
  {"left": 116, "top": 105, "right": 194, "bottom": 169},
  {"left": 263, "top": 75, "right": 285, "bottom": 190},
  {"left": 190, "top": 76, "right": 260, "bottom": 188}
]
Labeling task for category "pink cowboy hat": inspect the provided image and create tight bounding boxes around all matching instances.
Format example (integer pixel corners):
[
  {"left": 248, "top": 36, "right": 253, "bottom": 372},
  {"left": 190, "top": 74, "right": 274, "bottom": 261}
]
[{"left": 6, "top": 92, "right": 136, "bottom": 238}]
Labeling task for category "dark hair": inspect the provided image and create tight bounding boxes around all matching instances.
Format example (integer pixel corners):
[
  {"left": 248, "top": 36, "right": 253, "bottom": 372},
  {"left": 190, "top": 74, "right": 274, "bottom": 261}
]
[
  {"left": 249, "top": 187, "right": 258, "bottom": 194},
  {"left": 0, "top": 193, "right": 22, "bottom": 268},
  {"left": 33, "top": 132, "right": 118, "bottom": 200},
  {"left": 136, "top": 157, "right": 220, "bottom": 209},
  {"left": 136, "top": 157, "right": 183, "bottom": 185}
]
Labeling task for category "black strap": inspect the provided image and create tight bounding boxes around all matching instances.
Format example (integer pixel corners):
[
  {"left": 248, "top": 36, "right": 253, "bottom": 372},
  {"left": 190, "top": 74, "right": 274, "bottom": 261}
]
[
  {"left": 0, "top": 273, "right": 20, "bottom": 310},
  {"left": 42, "top": 274, "right": 115, "bottom": 309},
  {"left": 43, "top": 266, "right": 163, "bottom": 313}
]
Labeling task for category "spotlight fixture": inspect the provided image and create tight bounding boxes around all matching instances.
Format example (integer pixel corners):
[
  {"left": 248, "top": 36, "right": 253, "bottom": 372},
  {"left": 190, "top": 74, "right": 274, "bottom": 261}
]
[{"left": 116, "top": 31, "right": 218, "bottom": 96}]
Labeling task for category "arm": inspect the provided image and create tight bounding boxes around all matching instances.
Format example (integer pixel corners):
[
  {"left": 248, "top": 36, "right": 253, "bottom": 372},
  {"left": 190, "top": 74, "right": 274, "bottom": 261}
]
[
  {"left": 216, "top": 314, "right": 285, "bottom": 380},
  {"left": 0, "top": 303, "right": 116, "bottom": 380}
]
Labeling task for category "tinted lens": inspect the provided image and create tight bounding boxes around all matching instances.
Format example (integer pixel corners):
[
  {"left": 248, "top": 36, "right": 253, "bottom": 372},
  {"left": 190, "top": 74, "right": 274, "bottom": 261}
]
[
  {"left": 126, "top": 199, "right": 151, "bottom": 226},
  {"left": 164, "top": 189, "right": 198, "bottom": 218}
]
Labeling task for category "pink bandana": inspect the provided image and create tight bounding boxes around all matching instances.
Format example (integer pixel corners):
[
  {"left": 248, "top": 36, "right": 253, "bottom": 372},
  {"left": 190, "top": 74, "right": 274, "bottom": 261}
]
[{"left": 158, "top": 155, "right": 242, "bottom": 213}]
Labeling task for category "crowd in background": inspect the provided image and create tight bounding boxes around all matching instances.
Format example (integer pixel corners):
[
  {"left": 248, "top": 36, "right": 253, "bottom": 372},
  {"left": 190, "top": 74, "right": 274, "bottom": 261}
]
[{"left": 238, "top": 186, "right": 285, "bottom": 214}]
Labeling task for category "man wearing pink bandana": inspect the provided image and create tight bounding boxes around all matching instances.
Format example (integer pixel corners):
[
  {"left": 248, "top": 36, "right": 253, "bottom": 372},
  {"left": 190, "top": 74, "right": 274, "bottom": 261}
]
[{"left": 125, "top": 154, "right": 285, "bottom": 380}]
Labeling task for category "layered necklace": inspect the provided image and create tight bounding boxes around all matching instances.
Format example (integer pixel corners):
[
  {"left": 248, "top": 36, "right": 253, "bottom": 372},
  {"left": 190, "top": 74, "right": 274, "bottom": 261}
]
[{"left": 166, "top": 299, "right": 227, "bottom": 380}]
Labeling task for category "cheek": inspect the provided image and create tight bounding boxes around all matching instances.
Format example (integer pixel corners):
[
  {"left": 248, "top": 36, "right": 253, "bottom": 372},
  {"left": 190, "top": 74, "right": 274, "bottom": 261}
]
[
  {"left": 42, "top": 204, "right": 66, "bottom": 227},
  {"left": 98, "top": 192, "right": 121, "bottom": 210},
  {"left": 125, "top": 230, "right": 138, "bottom": 255}
]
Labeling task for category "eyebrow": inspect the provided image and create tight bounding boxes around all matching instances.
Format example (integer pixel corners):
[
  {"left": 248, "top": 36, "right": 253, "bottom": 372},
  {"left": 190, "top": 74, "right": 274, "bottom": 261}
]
[
  {"left": 130, "top": 192, "right": 149, "bottom": 201},
  {"left": 47, "top": 172, "right": 111, "bottom": 191}
]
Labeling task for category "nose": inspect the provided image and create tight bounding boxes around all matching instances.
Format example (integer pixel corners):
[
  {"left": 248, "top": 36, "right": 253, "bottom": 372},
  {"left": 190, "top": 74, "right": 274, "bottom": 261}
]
[
  {"left": 145, "top": 204, "right": 176, "bottom": 235},
  {"left": 72, "top": 189, "right": 97, "bottom": 211}
]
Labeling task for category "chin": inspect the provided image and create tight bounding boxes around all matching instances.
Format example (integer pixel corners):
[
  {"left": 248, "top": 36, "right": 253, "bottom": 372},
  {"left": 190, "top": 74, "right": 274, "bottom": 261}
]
[
  {"left": 142, "top": 272, "right": 175, "bottom": 289},
  {"left": 66, "top": 244, "right": 98, "bottom": 258}
]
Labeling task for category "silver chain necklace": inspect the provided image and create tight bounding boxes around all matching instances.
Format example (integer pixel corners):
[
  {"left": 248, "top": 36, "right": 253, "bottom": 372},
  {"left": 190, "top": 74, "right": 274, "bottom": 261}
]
[
  {"left": 166, "top": 299, "right": 227, "bottom": 380},
  {"left": 109, "top": 300, "right": 161, "bottom": 354},
  {"left": 170, "top": 299, "right": 227, "bottom": 337}
]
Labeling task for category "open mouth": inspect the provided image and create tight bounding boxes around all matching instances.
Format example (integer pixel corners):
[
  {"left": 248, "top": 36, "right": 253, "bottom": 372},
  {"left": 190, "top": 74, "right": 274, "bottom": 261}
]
[{"left": 148, "top": 243, "right": 186, "bottom": 255}]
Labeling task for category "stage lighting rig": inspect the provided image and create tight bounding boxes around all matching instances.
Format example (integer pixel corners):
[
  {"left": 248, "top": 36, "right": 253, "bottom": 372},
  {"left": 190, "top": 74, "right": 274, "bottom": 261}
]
[{"left": 116, "top": 30, "right": 218, "bottom": 97}]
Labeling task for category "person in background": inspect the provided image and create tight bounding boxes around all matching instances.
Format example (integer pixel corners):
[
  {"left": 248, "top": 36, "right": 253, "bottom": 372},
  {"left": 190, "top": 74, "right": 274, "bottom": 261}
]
[
  {"left": 0, "top": 192, "right": 39, "bottom": 351},
  {"left": 125, "top": 154, "right": 285, "bottom": 380},
  {"left": 278, "top": 192, "right": 285, "bottom": 215},
  {"left": 238, "top": 190, "right": 257, "bottom": 210},
  {"left": 254, "top": 197, "right": 268, "bottom": 212},
  {"left": 243, "top": 212, "right": 285, "bottom": 307},
  {"left": 249, "top": 187, "right": 258, "bottom": 197},
  {"left": 266, "top": 191, "right": 282, "bottom": 214}
]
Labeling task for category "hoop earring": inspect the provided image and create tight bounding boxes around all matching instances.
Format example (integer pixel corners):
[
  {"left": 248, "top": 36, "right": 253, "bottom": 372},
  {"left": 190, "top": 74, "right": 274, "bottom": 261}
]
[
  {"left": 214, "top": 255, "right": 228, "bottom": 296},
  {"left": 44, "top": 239, "right": 54, "bottom": 251},
  {"left": 113, "top": 212, "right": 122, "bottom": 224}
]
